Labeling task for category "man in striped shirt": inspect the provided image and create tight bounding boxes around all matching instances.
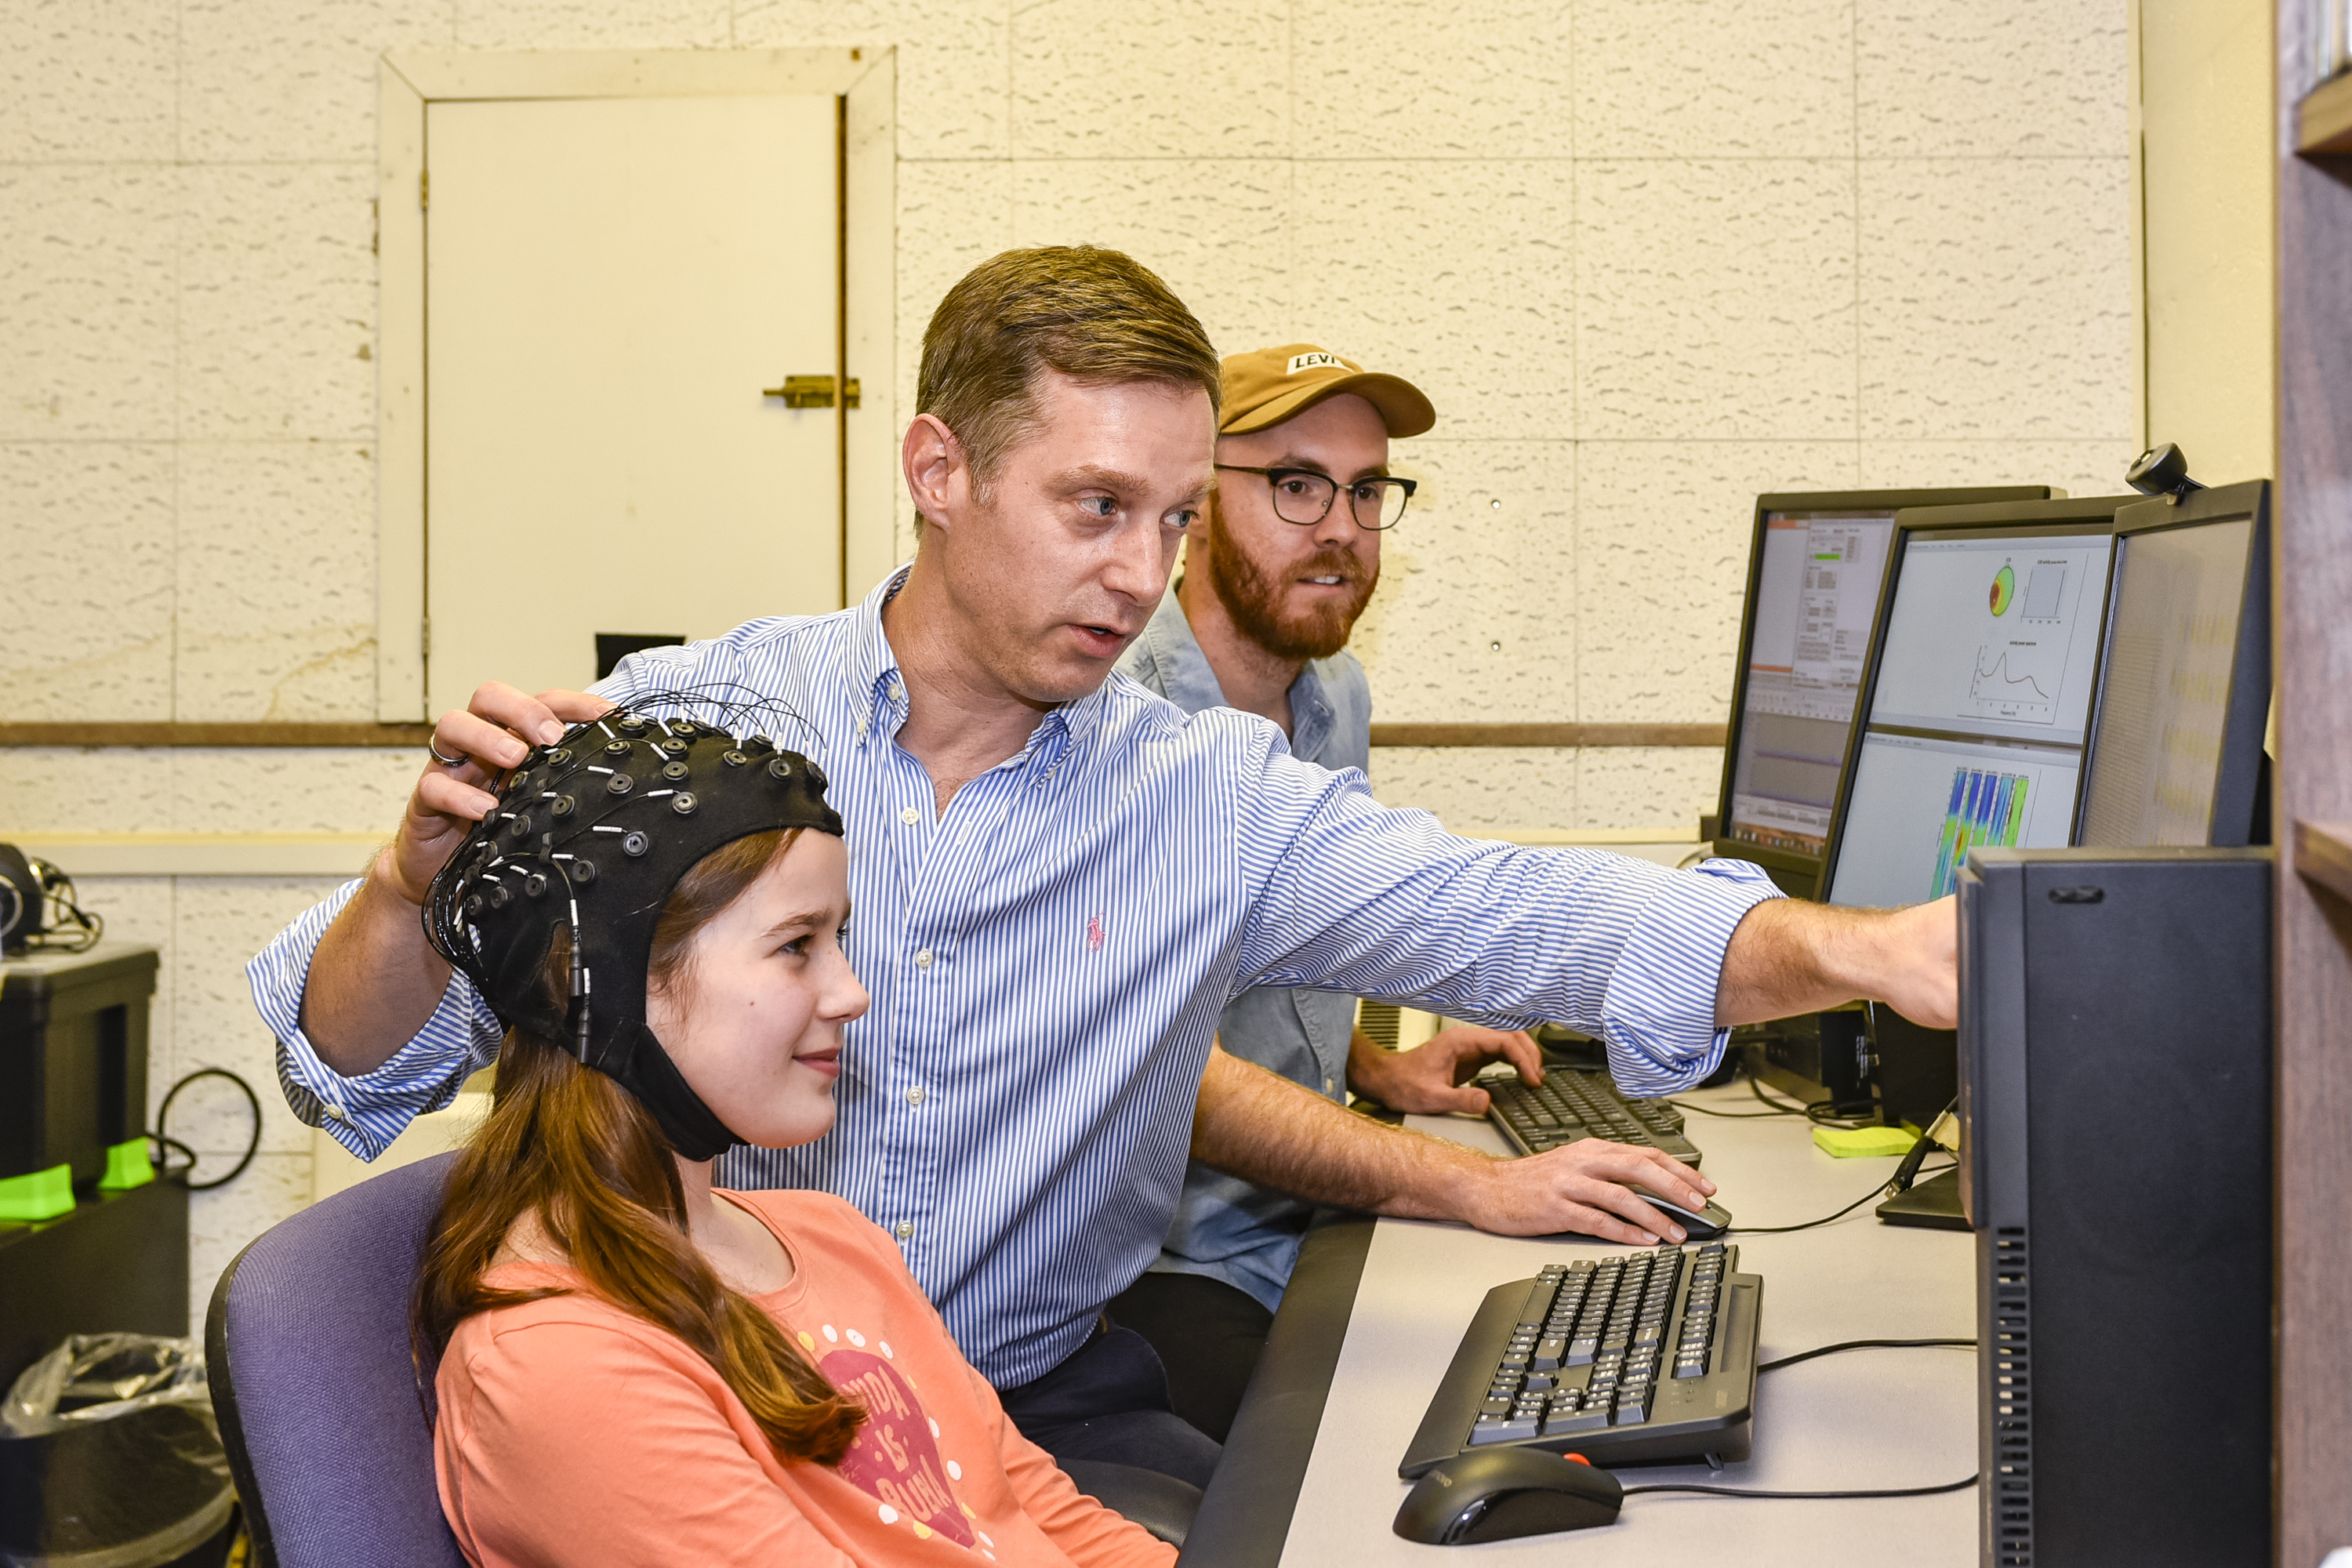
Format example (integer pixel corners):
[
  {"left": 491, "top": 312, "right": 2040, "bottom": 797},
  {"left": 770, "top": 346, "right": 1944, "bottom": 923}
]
[
  {"left": 249, "top": 247, "right": 1958, "bottom": 1488},
  {"left": 1108, "top": 343, "right": 1560, "bottom": 1443}
]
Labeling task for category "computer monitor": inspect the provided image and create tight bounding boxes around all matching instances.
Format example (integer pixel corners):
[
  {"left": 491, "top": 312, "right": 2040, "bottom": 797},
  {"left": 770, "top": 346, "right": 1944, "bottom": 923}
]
[
  {"left": 1822, "top": 497, "right": 2139, "bottom": 909},
  {"left": 2078, "top": 480, "right": 2272, "bottom": 849},
  {"left": 1715, "top": 488, "right": 2053, "bottom": 896}
]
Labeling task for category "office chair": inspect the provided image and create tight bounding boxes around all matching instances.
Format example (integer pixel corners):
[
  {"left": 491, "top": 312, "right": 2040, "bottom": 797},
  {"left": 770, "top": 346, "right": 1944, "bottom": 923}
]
[{"left": 206, "top": 1152, "right": 1194, "bottom": 1564}]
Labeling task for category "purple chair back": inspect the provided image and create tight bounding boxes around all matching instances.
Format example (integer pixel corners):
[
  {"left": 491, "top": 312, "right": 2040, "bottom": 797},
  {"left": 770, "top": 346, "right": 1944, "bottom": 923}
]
[{"left": 205, "top": 1152, "right": 466, "bottom": 1568}]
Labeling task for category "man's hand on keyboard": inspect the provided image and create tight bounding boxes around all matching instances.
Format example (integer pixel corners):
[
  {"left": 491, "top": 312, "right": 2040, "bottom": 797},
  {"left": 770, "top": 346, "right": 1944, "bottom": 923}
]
[
  {"left": 1346, "top": 1025, "right": 1541, "bottom": 1116},
  {"left": 1461, "top": 1139, "right": 1717, "bottom": 1248}
]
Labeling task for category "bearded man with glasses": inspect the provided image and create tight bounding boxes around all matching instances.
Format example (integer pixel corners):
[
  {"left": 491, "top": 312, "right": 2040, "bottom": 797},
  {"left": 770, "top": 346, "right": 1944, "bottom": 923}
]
[{"left": 1109, "top": 347, "right": 1598, "bottom": 1443}]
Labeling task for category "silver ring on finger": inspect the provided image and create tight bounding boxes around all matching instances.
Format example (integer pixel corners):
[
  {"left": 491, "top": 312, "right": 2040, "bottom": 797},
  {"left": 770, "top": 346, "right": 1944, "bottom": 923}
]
[{"left": 428, "top": 742, "right": 466, "bottom": 768}]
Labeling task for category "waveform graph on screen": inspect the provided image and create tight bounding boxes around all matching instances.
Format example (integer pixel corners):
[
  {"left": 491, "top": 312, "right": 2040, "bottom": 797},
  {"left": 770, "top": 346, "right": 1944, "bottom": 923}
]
[
  {"left": 1969, "top": 643, "right": 2060, "bottom": 724},
  {"left": 1929, "top": 767, "right": 2028, "bottom": 898}
]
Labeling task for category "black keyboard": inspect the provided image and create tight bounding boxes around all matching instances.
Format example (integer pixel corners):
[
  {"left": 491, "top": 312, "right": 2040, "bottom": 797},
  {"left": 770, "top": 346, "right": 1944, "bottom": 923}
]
[
  {"left": 1485, "top": 1066, "right": 1705, "bottom": 1167},
  {"left": 1399, "top": 1244, "right": 1762, "bottom": 1476}
]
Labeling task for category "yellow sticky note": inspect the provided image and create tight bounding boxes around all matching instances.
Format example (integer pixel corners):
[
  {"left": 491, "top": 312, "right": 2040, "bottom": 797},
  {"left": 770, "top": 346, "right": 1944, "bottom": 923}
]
[{"left": 1813, "top": 1125, "right": 1919, "bottom": 1159}]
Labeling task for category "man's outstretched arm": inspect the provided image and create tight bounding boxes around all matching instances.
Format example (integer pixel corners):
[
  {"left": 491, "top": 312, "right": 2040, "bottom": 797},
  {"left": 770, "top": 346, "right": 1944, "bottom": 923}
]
[
  {"left": 1713, "top": 895, "right": 1958, "bottom": 1030},
  {"left": 1191, "top": 1044, "right": 1715, "bottom": 1247},
  {"left": 300, "top": 683, "right": 605, "bottom": 1076}
]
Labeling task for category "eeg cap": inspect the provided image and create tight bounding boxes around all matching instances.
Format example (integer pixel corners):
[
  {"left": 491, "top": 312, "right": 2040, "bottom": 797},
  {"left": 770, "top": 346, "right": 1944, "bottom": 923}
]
[{"left": 424, "top": 702, "right": 844, "bottom": 1161}]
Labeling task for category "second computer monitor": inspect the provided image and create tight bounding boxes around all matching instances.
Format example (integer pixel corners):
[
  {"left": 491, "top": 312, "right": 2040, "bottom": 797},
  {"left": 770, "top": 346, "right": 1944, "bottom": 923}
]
[
  {"left": 2078, "top": 480, "right": 2272, "bottom": 849},
  {"left": 1715, "top": 487, "right": 2053, "bottom": 895},
  {"left": 1824, "top": 498, "right": 2140, "bottom": 909}
]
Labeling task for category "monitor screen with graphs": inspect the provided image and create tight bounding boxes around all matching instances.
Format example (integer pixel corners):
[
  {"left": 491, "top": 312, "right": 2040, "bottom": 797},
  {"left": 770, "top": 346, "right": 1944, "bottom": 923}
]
[
  {"left": 1716, "top": 488, "right": 2051, "bottom": 889},
  {"left": 1824, "top": 503, "right": 2133, "bottom": 908}
]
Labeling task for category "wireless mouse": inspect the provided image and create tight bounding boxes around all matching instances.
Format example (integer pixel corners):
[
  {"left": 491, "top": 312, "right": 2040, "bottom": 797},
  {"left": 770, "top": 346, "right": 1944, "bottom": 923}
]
[
  {"left": 1392, "top": 1446, "right": 1625, "bottom": 1544},
  {"left": 1632, "top": 1187, "right": 1733, "bottom": 1240}
]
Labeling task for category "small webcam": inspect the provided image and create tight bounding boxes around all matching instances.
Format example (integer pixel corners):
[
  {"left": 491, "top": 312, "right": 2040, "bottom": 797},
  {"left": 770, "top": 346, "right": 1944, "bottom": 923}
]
[{"left": 2125, "top": 442, "right": 2205, "bottom": 502}]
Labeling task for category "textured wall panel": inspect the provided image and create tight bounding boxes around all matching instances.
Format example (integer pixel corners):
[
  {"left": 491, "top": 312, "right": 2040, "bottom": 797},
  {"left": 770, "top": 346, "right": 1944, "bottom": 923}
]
[
  {"left": 1575, "top": 0, "right": 1855, "bottom": 158},
  {"left": 451, "top": 0, "right": 728, "bottom": 50},
  {"left": 0, "top": 0, "right": 178, "bottom": 162},
  {"left": 0, "top": 750, "right": 175, "bottom": 833},
  {"left": 1857, "top": 437, "right": 2143, "bottom": 501},
  {"left": 1857, "top": 0, "right": 2131, "bottom": 157},
  {"left": 1368, "top": 743, "right": 1580, "bottom": 832},
  {"left": 1012, "top": 159, "right": 1294, "bottom": 359},
  {"left": 1293, "top": 0, "right": 1574, "bottom": 160},
  {"left": 736, "top": 1, "right": 1010, "bottom": 159},
  {"left": 178, "top": 165, "right": 376, "bottom": 441},
  {"left": 176, "top": 443, "right": 377, "bottom": 722},
  {"left": 1011, "top": 0, "right": 1289, "bottom": 158},
  {"left": 1859, "top": 157, "right": 2134, "bottom": 440},
  {"left": 179, "top": 0, "right": 449, "bottom": 163},
  {"left": 1349, "top": 439, "right": 1576, "bottom": 724},
  {"left": 1577, "top": 744, "right": 1722, "bottom": 833},
  {"left": 171, "top": 748, "right": 420, "bottom": 834},
  {"left": 0, "top": 442, "right": 175, "bottom": 720},
  {"left": 172, "top": 877, "right": 348, "bottom": 1156},
  {"left": 1293, "top": 160, "right": 1574, "bottom": 442},
  {"left": 1577, "top": 159, "right": 1859, "bottom": 442},
  {"left": 0, "top": 167, "right": 176, "bottom": 441},
  {"left": 1575, "top": 439, "right": 1858, "bottom": 724}
]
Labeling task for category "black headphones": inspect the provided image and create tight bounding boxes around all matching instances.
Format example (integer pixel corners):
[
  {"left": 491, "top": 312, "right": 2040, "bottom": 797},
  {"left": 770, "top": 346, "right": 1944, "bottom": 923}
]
[{"left": 0, "top": 844, "right": 103, "bottom": 955}]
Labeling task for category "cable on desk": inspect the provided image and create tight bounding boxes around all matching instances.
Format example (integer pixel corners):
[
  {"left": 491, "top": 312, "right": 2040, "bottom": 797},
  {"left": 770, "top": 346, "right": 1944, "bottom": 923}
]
[
  {"left": 1758, "top": 1338, "right": 1976, "bottom": 1374},
  {"left": 1623, "top": 1473, "right": 1978, "bottom": 1503},
  {"left": 1726, "top": 1162, "right": 1955, "bottom": 1236}
]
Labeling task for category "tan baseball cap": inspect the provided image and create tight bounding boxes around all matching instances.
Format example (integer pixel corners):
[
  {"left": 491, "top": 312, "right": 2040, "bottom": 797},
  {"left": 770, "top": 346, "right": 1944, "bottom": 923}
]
[{"left": 1218, "top": 343, "right": 1436, "bottom": 438}]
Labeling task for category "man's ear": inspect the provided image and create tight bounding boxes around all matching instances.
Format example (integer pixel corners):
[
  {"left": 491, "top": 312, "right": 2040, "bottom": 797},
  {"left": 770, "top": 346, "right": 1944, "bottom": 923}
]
[{"left": 903, "top": 413, "right": 971, "bottom": 534}]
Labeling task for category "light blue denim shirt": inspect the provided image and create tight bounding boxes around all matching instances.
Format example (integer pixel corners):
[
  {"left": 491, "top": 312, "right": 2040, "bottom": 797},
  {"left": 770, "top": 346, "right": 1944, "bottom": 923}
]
[{"left": 1116, "top": 587, "right": 1375, "bottom": 1312}]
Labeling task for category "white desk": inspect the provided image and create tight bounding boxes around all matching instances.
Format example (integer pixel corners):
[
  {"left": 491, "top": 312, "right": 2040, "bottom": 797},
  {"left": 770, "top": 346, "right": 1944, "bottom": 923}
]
[{"left": 1187, "top": 1080, "right": 1979, "bottom": 1565}]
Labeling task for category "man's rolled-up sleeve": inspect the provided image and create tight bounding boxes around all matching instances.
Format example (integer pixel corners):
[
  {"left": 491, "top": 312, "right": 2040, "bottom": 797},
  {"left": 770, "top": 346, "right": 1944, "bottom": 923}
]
[
  {"left": 1227, "top": 739, "right": 1785, "bottom": 1098},
  {"left": 246, "top": 880, "right": 506, "bottom": 1160}
]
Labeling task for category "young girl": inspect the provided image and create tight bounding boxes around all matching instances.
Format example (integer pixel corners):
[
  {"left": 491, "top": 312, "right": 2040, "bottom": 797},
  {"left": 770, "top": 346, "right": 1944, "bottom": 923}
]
[{"left": 411, "top": 712, "right": 1173, "bottom": 1567}]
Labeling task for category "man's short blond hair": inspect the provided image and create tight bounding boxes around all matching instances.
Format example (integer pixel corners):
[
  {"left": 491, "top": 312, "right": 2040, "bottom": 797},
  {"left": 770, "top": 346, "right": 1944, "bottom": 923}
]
[{"left": 916, "top": 246, "right": 1221, "bottom": 505}]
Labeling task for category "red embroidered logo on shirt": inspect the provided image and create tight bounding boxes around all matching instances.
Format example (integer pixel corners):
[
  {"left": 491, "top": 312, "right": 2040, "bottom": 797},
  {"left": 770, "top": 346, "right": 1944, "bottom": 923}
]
[
  {"left": 1086, "top": 912, "right": 1105, "bottom": 952},
  {"left": 824, "top": 1348, "right": 976, "bottom": 1548}
]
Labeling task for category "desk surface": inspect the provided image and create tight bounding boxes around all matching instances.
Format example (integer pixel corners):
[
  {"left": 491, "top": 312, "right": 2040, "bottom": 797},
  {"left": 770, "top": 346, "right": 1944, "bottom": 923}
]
[{"left": 1204, "top": 1080, "right": 1979, "bottom": 1565}]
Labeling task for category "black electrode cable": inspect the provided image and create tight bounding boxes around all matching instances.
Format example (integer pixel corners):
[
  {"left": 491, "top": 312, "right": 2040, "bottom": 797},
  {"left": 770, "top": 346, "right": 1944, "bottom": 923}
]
[
  {"left": 153, "top": 1066, "right": 263, "bottom": 1191},
  {"left": 1759, "top": 1337, "right": 1976, "bottom": 1374},
  {"left": 1624, "top": 1473, "right": 1978, "bottom": 1502},
  {"left": 1726, "top": 1162, "right": 1955, "bottom": 1236}
]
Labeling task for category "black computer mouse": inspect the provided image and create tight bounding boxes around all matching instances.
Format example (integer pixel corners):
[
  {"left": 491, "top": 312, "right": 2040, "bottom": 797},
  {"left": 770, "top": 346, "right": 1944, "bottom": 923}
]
[
  {"left": 1392, "top": 1447, "right": 1625, "bottom": 1544},
  {"left": 1632, "top": 1187, "right": 1733, "bottom": 1240}
]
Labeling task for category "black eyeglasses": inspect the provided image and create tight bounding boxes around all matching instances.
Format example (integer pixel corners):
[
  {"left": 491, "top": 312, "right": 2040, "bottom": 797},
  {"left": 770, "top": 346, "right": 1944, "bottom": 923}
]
[{"left": 1215, "top": 465, "right": 1417, "bottom": 531}]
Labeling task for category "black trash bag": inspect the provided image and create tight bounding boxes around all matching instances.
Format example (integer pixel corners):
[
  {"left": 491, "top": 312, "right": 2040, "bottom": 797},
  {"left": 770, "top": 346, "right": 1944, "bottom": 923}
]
[{"left": 0, "top": 1335, "right": 234, "bottom": 1568}]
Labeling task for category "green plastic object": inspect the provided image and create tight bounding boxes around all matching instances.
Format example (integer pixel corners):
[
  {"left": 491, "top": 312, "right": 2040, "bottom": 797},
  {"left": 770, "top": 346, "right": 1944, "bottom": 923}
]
[
  {"left": 98, "top": 1138, "right": 154, "bottom": 1190},
  {"left": 0, "top": 1163, "right": 75, "bottom": 1222}
]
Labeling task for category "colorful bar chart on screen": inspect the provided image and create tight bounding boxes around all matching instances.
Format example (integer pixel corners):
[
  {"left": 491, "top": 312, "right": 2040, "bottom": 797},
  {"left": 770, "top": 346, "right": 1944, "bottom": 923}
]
[{"left": 1929, "top": 768, "right": 2028, "bottom": 897}]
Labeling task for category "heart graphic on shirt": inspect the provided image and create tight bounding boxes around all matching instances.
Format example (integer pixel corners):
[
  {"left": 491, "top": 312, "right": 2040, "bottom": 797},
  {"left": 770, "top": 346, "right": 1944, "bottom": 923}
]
[{"left": 822, "top": 1347, "right": 976, "bottom": 1548}]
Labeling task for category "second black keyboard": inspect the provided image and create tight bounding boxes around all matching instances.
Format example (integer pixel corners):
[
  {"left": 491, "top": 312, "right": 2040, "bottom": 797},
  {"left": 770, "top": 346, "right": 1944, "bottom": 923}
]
[{"left": 1485, "top": 1066, "right": 1704, "bottom": 1167}]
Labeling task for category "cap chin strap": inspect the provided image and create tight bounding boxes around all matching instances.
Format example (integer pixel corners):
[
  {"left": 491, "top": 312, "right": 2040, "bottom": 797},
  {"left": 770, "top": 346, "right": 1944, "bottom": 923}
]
[{"left": 604, "top": 1019, "right": 746, "bottom": 1163}]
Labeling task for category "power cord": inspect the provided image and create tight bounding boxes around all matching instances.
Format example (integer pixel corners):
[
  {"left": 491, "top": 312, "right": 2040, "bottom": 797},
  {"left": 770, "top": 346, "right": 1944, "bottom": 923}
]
[
  {"left": 151, "top": 1067, "right": 263, "bottom": 1191},
  {"left": 1624, "top": 1473, "right": 1977, "bottom": 1502},
  {"left": 1726, "top": 1162, "right": 1955, "bottom": 1235},
  {"left": 1759, "top": 1337, "right": 1975, "bottom": 1374}
]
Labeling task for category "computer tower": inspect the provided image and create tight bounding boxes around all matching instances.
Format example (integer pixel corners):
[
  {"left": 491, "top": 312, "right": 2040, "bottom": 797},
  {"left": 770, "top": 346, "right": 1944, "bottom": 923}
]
[{"left": 1958, "top": 848, "right": 2270, "bottom": 1568}]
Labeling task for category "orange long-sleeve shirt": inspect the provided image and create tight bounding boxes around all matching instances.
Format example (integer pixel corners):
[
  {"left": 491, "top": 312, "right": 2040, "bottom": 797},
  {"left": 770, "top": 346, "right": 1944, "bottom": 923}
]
[{"left": 433, "top": 1189, "right": 1176, "bottom": 1568}]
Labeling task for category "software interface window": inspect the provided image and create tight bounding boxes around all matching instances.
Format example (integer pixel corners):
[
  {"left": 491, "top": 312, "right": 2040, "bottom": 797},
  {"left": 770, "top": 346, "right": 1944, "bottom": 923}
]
[
  {"left": 1725, "top": 512, "right": 1896, "bottom": 856},
  {"left": 1830, "top": 529, "right": 2115, "bottom": 908}
]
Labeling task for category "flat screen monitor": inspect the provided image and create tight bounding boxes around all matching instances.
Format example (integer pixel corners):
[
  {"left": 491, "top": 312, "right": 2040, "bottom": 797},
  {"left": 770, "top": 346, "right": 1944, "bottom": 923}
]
[
  {"left": 2076, "top": 481, "right": 2272, "bottom": 849},
  {"left": 1715, "top": 488, "right": 2053, "bottom": 895},
  {"left": 1823, "top": 499, "right": 2139, "bottom": 909}
]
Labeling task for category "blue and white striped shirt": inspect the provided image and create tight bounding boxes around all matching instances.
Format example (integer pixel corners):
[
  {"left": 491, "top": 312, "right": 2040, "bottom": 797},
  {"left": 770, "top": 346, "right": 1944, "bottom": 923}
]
[{"left": 248, "top": 567, "right": 1780, "bottom": 1388}]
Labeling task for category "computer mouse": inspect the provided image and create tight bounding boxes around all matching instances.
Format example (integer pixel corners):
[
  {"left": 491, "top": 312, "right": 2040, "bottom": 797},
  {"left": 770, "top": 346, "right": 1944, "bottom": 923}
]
[
  {"left": 1392, "top": 1447, "right": 1625, "bottom": 1544},
  {"left": 1632, "top": 1187, "right": 1733, "bottom": 1240}
]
